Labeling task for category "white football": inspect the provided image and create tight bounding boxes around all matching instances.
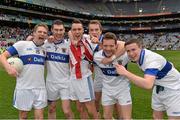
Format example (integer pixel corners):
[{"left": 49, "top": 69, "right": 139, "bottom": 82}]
[{"left": 7, "top": 57, "right": 24, "bottom": 73}]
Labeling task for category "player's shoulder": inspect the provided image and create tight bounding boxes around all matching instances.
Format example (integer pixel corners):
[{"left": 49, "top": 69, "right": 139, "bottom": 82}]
[
  {"left": 13, "top": 40, "right": 32, "bottom": 47},
  {"left": 94, "top": 49, "right": 103, "bottom": 56}
]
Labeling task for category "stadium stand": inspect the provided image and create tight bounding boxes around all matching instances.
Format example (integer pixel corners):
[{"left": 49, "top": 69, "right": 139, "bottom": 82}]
[{"left": 0, "top": 0, "right": 179, "bottom": 50}]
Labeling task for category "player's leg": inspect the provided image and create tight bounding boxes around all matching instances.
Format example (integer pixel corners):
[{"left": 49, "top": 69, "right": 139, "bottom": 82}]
[
  {"left": 84, "top": 100, "right": 98, "bottom": 119},
  {"left": 13, "top": 89, "right": 33, "bottom": 119},
  {"left": 34, "top": 108, "right": 44, "bottom": 119},
  {"left": 19, "top": 111, "right": 28, "bottom": 119},
  {"left": 152, "top": 86, "right": 165, "bottom": 119},
  {"left": 48, "top": 101, "right": 57, "bottom": 119},
  {"left": 33, "top": 89, "right": 47, "bottom": 119},
  {"left": 168, "top": 116, "right": 180, "bottom": 120},
  {"left": 103, "top": 105, "right": 113, "bottom": 119},
  {"left": 95, "top": 91, "right": 101, "bottom": 111},
  {"left": 116, "top": 85, "right": 132, "bottom": 119},
  {"left": 61, "top": 100, "right": 74, "bottom": 119},
  {"left": 153, "top": 110, "right": 164, "bottom": 119},
  {"left": 94, "top": 66, "right": 103, "bottom": 116},
  {"left": 113, "top": 103, "right": 122, "bottom": 119},
  {"left": 46, "top": 82, "right": 59, "bottom": 119},
  {"left": 119, "top": 104, "right": 132, "bottom": 119},
  {"left": 76, "top": 101, "right": 89, "bottom": 119}
]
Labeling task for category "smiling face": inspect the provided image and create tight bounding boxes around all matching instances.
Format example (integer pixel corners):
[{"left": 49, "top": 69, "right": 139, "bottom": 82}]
[
  {"left": 51, "top": 24, "right": 65, "bottom": 40},
  {"left": 102, "top": 38, "right": 117, "bottom": 57},
  {"left": 125, "top": 40, "right": 142, "bottom": 62}
]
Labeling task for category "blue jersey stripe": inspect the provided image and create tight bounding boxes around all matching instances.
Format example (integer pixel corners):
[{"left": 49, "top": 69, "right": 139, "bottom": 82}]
[
  {"left": 7, "top": 46, "right": 18, "bottom": 56},
  {"left": 144, "top": 61, "right": 172, "bottom": 79},
  {"left": 20, "top": 55, "right": 45, "bottom": 65},
  {"left": 46, "top": 52, "right": 69, "bottom": 63},
  {"left": 145, "top": 68, "right": 159, "bottom": 76},
  {"left": 157, "top": 61, "right": 172, "bottom": 79}
]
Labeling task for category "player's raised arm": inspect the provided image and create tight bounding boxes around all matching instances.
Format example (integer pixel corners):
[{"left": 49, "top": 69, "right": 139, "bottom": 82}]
[{"left": 115, "top": 63, "right": 155, "bottom": 89}]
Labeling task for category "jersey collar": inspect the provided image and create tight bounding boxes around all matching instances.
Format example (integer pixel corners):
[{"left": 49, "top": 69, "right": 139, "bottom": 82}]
[
  {"left": 32, "top": 40, "right": 44, "bottom": 47},
  {"left": 138, "top": 49, "right": 145, "bottom": 66},
  {"left": 54, "top": 39, "right": 64, "bottom": 45}
]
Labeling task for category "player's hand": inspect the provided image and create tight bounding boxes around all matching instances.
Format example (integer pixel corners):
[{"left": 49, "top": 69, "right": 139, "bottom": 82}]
[
  {"left": 48, "top": 35, "right": 55, "bottom": 43},
  {"left": 114, "top": 63, "right": 127, "bottom": 76},
  {"left": 101, "top": 57, "right": 113, "bottom": 64},
  {"left": 101, "top": 55, "right": 116, "bottom": 64},
  {"left": 6, "top": 65, "right": 19, "bottom": 77},
  {"left": 90, "top": 35, "right": 99, "bottom": 44},
  {"left": 26, "top": 35, "right": 33, "bottom": 41}
]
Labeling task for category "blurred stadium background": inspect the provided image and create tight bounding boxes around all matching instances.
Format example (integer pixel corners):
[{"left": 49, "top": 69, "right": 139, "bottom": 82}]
[{"left": 0, "top": 0, "right": 180, "bottom": 119}]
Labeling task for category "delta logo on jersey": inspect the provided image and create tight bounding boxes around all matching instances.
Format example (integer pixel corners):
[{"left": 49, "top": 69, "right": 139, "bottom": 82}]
[
  {"left": 20, "top": 55, "right": 45, "bottom": 65},
  {"left": 61, "top": 48, "right": 67, "bottom": 53},
  {"left": 28, "top": 57, "right": 32, "bottom": 62}
]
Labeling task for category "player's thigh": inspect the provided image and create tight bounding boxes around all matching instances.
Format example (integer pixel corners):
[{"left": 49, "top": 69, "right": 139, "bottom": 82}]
[
  {"left": 103, "top": 105, "right": 114, "bottom": 118},
  {"left": 119, "top": 104, "right": 132, "bottom": 119},
  {"left": 34, "top": 108, "right": 44, "bottom": 119},
  {"left": 61, "top": 99, "right": 71, "bottom": 111}
]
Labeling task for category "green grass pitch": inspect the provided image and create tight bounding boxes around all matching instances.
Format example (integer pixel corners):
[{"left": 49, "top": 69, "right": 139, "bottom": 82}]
[{"left": 0, "top": 50, "right": 179, "bottom": 119}]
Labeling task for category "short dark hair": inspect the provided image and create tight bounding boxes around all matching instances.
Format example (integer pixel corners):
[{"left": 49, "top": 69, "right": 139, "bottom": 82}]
[
  {"left": 125, "top": 39, "right": 143, "bottom": 47},
  {"left": 88, "top": 20, "right": 102, "bottom": 31},
  {"left": 103, "top": 32, "right": 117, "bottom": 44},
  {"left": 51, "top": 19, "right": 64, "bottom": 29}
]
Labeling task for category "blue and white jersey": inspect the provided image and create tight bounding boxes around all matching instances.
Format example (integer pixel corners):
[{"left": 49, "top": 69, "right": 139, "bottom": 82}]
[
  {"left": 44, "top": 39, "right": 70, "bottom": 86},
  {"left": 7, "top": 41, "right": 46, "bottom": 89},
  {"left": 94, "top": 50, "right": 130, "bottom": 93},
  {"left": 83, "top": 34, "right": 103, "bottom": 53},
  {"left": 138, "top": 49, "right": 180, "bottom": 89}
]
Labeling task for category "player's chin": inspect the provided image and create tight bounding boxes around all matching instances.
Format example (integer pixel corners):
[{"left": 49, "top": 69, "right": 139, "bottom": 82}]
[{"left": 105, "top": 53, "right": 113, "bottom": 58}]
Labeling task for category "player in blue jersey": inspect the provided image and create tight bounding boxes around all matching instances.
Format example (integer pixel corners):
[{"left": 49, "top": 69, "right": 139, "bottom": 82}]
[
  {"left": 0, "top": 23, "right": 48, "bottom": 119},
  {"left": 115, "top": 38, "right": 180, "bottom": 119},
  {"left": 94, "top": 32, "right": 132, "bottom": 119},
  {"left": 44, "top": 20, "right": 74, "bottom": 119}
]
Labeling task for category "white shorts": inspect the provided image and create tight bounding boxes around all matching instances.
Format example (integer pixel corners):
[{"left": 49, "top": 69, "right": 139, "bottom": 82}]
[
  {"left": 70, "top": 76, "right": 95, "bottom": 102},
  {"left": 152, "top": 86, "right": 180, "bottom": 116},
  {"left": 13, "top": 88, "right": 47, "bottom": 111},
  {"left": 102, "top": 86, "right": 132, "bottom": 106},
  {"left": 46, "top": 82, "right": 70, "bottom": 101},
  {"left": 94, "top": 66, "right": 103, "bottom": 92}
]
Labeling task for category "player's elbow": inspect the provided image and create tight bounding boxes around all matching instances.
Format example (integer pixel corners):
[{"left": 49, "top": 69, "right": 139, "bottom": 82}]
[{"left": 144, "top": 83, "right": 154, "bottom": 90}]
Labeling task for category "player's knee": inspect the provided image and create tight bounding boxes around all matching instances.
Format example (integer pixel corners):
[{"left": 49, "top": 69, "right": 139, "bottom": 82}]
[
  {"left": 19, "top": 111, "right": 28, "bottom": 119},
  {"left": 76, "top": 105, "right": 84, "bottom": 112},
  {"left": 20, "top": 115, "right": 28, "bottom": 119},
  {"left": 64, "top": 111, "right": 73, "bottom": 118},
  {"left": 103, "top": 112, "right": 112, "bottom": 119},
  {"left": 48, "top": 105, "right": 56, "bottom": 113},
  {"left": 153, "top": 112, "right": 162, "bottom": 119}
]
